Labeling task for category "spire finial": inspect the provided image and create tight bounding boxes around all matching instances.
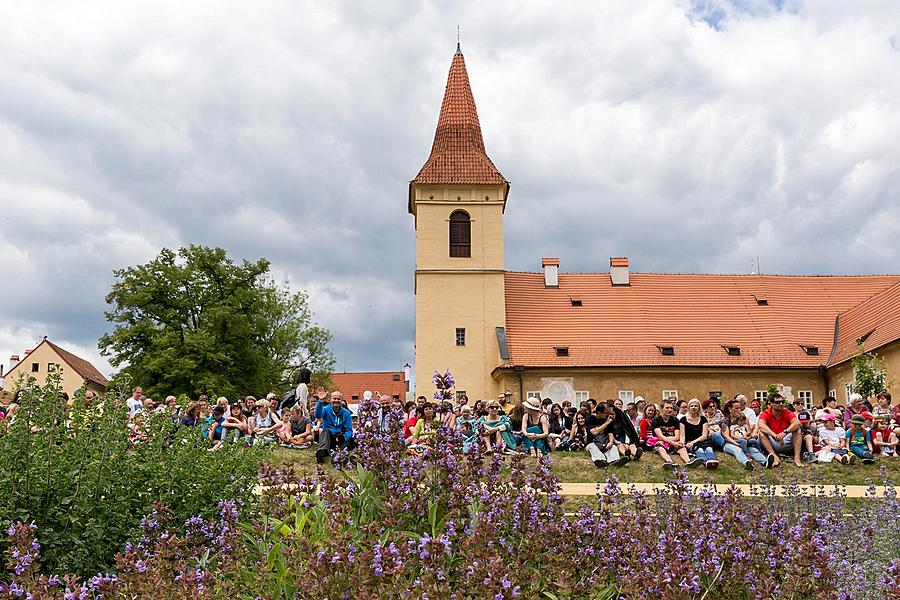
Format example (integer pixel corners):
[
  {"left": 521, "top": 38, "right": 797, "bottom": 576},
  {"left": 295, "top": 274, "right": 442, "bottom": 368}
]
[{"left": 456, "top": 25, "right": 461, "bottom": 55}]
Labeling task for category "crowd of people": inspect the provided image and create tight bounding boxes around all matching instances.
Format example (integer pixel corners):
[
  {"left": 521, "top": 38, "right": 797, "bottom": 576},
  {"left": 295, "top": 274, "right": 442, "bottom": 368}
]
[{"left": 1, "top": 368, "right": 896, "bottom": 472}]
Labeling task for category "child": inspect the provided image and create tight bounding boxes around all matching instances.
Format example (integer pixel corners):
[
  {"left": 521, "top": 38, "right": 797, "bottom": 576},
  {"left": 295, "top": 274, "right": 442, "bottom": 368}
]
[
  {"left": 728, "top": 412, "right": 772, "bottom": 468},
  {"left": 816, "top": 414, "right": 851, "bottom": 464},
  {"left": 846, "top": 414, "right": 875, "bottom": 464},
  {"left": 871, "top": 414, "right": 898, "bottom": 457},
  {"left": 208, "top": 405, "right": 227, "bottom": 450},
  {"left": 278, "top": 406, "right": 313, "bottom": 448}
]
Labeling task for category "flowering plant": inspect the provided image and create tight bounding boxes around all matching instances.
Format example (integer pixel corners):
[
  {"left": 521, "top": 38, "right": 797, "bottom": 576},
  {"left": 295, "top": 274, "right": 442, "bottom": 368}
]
[{"left": 432, "top": 369, "right": 455, "bottom": 402}]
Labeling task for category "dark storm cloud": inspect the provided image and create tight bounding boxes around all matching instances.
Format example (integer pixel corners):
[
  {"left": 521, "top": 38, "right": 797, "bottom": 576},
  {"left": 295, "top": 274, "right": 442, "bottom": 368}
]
[{"left": 1, "top": 1, "right": 899, "bottom": 380}]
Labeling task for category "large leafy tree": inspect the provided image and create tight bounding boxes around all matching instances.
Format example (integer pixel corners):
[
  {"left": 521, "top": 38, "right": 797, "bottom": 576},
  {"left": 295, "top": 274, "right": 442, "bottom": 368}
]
[{"left": 100, "top": 245, "right": 334, "bottom": 399}]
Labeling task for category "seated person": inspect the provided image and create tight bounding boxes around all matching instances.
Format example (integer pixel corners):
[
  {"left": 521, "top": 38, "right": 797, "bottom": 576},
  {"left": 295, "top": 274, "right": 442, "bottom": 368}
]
[
  {"left": 521, "top": 397, "right": 550, "bottom": 457},
  {"left": 723, "top": 410, "right": 770, "bottom": 469},
  {"left": 314, "top": 391, "right": 355, "bottom": 464},
  {"left": 455, "top": 405, "right": 479, "bottom": 452},
  {"left": 222, "top": 402, "right": 249, "bottom": 443},
  {"left": 872, "top": 414, "right": 898, "bottom": 457},
  {"left": 680, "top": 398, "right": 717, "bottom": 469},
  {"left": 251, "top": 399, "right": 282, "bottom": 445},
  {"left": 609, "top": 408, "right": 642, "bottom": 461},
  {"left": 207, "top": 405, "right": 227, "bottom": 450},
  {"left": 548, "top": 403, "right": 572, "bottom": 450},
  {"left": 403, "top": 405, "right": 419, "bottom": 441},
  {"left": 757, "top": 393, "right": 813, "bottom": 468},
  {"left": 411, "top": 403, "right": 443, "bottom": 447},
  {"left": 816, "top": 414, "right": 851, "bottom": 464},
  {"left": 846, "top": 414, "right": 875, "bottom": 464},
  {"left": 586, "top": 402, "right": 627, "bottom": 468},
  {"left": 278, "top": 406, "right": 313, "bottom": 448},
  {"left": 638, "top": 404, "right": 658, "bottom": 448},
  {"left": 648, "top": 401, "right": 692, "bottom": 470},
  {"left": 565, "top": 411, "right": 589, "bottom": 452},
  {"left": 479, "top": 401, "right": 517, "bottom": 453}
]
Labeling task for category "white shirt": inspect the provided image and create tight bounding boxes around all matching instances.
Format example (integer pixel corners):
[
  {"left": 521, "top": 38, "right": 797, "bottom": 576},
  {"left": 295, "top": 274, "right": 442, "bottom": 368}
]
[
  {"left": 818, "top": 425, "right": 845, "bottom": 448},
  {"left": 743, "top": 407, "right": 758, "bottom": 426},
  {"left": 127, "top": 397, "right": 143, "bottom": 416}
]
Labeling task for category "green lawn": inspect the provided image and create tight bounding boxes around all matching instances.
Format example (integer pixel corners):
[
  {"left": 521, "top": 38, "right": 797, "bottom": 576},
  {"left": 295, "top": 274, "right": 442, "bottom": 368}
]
[{"left": 272, "top": 447, "right": 900, "bottom": 488}]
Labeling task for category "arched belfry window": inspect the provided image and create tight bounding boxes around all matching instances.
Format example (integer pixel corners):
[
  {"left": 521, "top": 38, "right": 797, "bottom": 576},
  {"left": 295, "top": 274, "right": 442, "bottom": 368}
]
[{"left": 449, "top": 210, "right": 471, "bottom": 257}]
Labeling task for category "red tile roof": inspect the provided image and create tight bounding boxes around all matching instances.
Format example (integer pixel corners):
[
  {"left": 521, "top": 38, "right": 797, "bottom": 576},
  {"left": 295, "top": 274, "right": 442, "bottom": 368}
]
[
  {"left": 411, "top": 47, "right": 507, "bottom": 190},
  {"left": 331, "top": 371, "right": 408, "bottom": 404},
  {"left": 503, "top": 272, "right": 900, "bottom": 369},
  {"left": 828, "top": 281, "right": 900, "bottom": 367}
]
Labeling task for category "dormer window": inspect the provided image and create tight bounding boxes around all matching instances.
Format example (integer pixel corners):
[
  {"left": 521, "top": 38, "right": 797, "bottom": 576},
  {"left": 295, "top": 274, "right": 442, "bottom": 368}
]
[
  {"left": 570, "top": 297, "right": 582, "bottom": 307},
  {"left": 658, "top": 346, "right": 675, "bottom": 356},
  {"left": 555, "top": 346, "right": 569, "bottom": 357},
  {"left": 449, "top": 210, "right": 471, "bottom": 257},
  {"left": 802, "top": 345, "right": 819, "bottom": 356},
  {"left": 724, "top": 346, "right": 741, "bottom": 356},
  {"left": 857, "top": 330, "right": 874, "bottom": 346},
  {"left": 753, "top": 294, "right": 768, "bottom": 306}
]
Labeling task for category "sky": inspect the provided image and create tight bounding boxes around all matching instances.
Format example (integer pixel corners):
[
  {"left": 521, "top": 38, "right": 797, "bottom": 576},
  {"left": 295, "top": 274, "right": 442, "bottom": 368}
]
[{"left": 1, "top": 0, "right": 899, "bottom": 383}]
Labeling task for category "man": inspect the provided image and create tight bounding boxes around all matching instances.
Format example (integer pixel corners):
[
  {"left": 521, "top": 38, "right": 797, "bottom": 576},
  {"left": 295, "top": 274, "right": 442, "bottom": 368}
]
[
  {"left": 127, "top": 387, "right": 144, "bottom": 416},
  {"left": 372, "top": 393, "right": 395, "bottom": 432},
  {"left": 757, "top": 393, "right": 813, "bottom": 467},
  {"left": 634, "top": 397, "right": 646, "bottom": 422},
  {"left": 314, "top": 391, "right": 354, "bottom": 465},
  {"left": 561, "top": 400, "right": 574, "bottom": 419},
  {"left": 585, "top": 402, "right": 626, "bottom": 468},
  {"left": 734, "top": 394, "right": 757, "bottom": 427},
  {"left": 625, "top": 402, "right": 640, "bottom": 430}
]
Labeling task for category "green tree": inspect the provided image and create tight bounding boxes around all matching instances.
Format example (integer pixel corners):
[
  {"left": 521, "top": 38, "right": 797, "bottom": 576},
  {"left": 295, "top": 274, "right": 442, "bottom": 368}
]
[
  {"left": 100, "top": 245, "right": 334, "bottom": 399},
  {"left": 851, "top": 342, "right": 890, "bottom": 400}
]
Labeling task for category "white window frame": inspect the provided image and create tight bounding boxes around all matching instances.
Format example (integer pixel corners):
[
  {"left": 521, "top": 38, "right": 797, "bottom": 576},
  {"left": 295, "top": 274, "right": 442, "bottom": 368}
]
[
  {"left": 618, "top": 390, "right": 634, "bottom": 403},
  {"left": 798, "top": 390, "right": 813, "bottom": 409},
  {"left": 47, "top": 363, "right": 57, "bottom": 373},
  {"left": 845, "top": 384, "right": 854, "bottom": 402},
  {"left": 754, "top": 390, "right": 768, "bottom": 404},
  {"left": 662, "top": 390, "right": 679, "bottom": 401},
  {"left": 526, "top": 391, "right": 542, "bottom": 401},
  {"left": 574, "top": 391, "right": 590, "bottom": 408},
  {"left": 829, "top": 389, "right": 837, "bottom": 400}
]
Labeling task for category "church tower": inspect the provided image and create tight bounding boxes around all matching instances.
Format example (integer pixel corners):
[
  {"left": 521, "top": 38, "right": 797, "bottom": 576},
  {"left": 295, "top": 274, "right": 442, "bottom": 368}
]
[{"left": 409, "top": 45, "right": 509, "bottom": 401}]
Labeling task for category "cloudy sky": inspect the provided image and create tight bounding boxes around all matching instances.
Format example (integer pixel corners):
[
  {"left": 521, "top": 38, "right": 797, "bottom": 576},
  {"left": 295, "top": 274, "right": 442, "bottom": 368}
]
[{"left": 2, "top": 0, "right": 899, "bottom": 383}]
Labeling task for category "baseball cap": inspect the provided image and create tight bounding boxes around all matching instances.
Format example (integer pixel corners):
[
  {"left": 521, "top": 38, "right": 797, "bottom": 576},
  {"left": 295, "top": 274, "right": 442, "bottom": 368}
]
[
  {"left": 797, "top": 411, "right": 811, "bottom": 423},
  {"left": 821, "top": 413, "right": 836, "bottom": 422},
  {"left": 750, "top": 401, "right": 761, "bottom": 408},
  {"left": 861, "top": 411, "right": 875, "bottom": 420}
]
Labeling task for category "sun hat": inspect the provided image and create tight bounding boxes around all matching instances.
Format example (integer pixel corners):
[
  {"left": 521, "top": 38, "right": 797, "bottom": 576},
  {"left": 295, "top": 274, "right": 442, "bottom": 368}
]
[
  {"left": 821, "top": 413, "right": 836, "bottom": 421},
  {"left": 634, "top": 396, "right": 645, "bottom": 403},
  {"left": 363, "top": 391, "right": 373, "bottom": 401},
  {"left": 850, "top": 414, "right": 866, "bottom": 425},
  {"left": 522, "top": 397, "right": 542, "bottom": 412},
  {"left": 874, "top": 413, "right": 889, "bottom": 421}
]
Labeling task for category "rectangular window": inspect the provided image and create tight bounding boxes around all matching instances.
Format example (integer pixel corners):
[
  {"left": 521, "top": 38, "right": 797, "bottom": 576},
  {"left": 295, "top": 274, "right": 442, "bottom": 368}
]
[
  {"left": 618, "top": 390, "right": 634, "bottom": 403},
  {"left": 754, "top": 390, "right": 768, "bottom": 404},
  {"left": 392, "top": 374, "right": 401, "bottom": 381},
  {"left": 845, "top": 384, "right": 854, "bottom": 402},
  {"left": 574, "top": 391, "right": 590, "bottom": 408},
  {"left": 456, "top": 391, "right": 467, "bottom": 402},
  {"left": 662, "top": 390, "right": 678, "bottom": 401},
  {"left": 455, "top": 328, "right": 466, "bottom": 346},
  {"left": 798, "top": 390, "right": 813, "bottom": 408},
  {"left": 47, "top": 363, "right": 56, "bottom": 373},
  {"left": 526, "top": 391, "right": 541, "bottom": 400},
  {"left": 829, "top": 389, "right": 837, "bottom": 400},
  {"left": 554, "top": 346, "right": 569, "bottom": 357},
  {"left": 31, "top": 363, "right": 39, "bottom": 373},
  {"left": 351, "top": 395, "right": 359, "bottom": 401}
]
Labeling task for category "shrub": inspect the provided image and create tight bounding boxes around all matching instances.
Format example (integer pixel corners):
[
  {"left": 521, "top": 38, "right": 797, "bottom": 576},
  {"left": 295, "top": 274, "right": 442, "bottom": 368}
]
[{"left": 0, "top": 374, "right": 269, "bottom": 575}]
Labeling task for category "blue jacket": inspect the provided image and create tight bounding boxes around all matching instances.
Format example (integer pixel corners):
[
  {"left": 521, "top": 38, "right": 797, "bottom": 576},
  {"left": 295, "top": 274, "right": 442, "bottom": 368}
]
[{"left": 315, "top": 401, "right": 354, "bottom": 439}]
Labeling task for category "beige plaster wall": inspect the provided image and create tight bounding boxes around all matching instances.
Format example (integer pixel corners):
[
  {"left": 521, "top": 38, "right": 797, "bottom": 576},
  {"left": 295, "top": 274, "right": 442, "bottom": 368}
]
[
  {"left": 3, "top": 343, "right": 99, "bottom": 398},
  {"left": 827, "top": 339, "right": 900, "bottom": 403}
]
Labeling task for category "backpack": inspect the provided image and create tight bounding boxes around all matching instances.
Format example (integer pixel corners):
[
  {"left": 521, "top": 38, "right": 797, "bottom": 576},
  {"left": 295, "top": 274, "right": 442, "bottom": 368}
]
[{"left": 281, "top": 389, "right": 298, "bottom": 411}]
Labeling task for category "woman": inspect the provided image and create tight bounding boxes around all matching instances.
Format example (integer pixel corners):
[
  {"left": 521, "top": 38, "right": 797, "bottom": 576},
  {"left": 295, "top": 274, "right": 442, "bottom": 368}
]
[
  {"left": 815, "top": 396, "right": 842, "bottom": 423},
  {"left": 440, "top": 401, "right": 456, "bottom": 429},
  {"left": 455, "top": 405, "right": 479, "bottom": 452},
  {"left": 479, "top": 401, "right": 517, "bottom": 453},
  {"left": 548, "top": 403, "right": 571, "bottom": 450},
  {"left": 278, "top": 405, "right": 313, "bottom": 448},
  {"left": 180, "top": 402, "right": 201, "bottom": 428},
  {"left": 843, "top": 394, "right": 865, "bottom": 429},
  {"left": 521, "top": 397, "right": 550, "bottom": 457},
  {"left": 680, "top": 398, "right": 718, "bottom": 468},
  {"left": 251, "top": 399, "right": 282, "bottom": 445},
  {"left": 704, "top": 400, "right": 727, "bottom": 449},
  {"left": 638, "top": 403, "right": 658, "bottom": 448},
  {"left": 508, "top": 403, "right": 526, "bottom": 448},
  {"left": 222, "top": 402, "right": 250, "bottom": 443},
  {"left": 411, "top": 403, "right": 442, "bottom": 446},
  {"left": 403, "top": 405, "right": 420, "bottom": 441},
  {"left": 566, "top": 412, "right": 589, "bottom": 452}
]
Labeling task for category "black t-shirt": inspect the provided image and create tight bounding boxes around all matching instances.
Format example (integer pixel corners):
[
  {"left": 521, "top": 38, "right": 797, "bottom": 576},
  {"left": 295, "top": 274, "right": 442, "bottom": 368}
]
[
  {"left": 587, "top": 414, "right": 612, "bottom": 445},
  {"left": 651, "top": 416, "right": 679, "bottom": 440},
  {"left": 681, "top": 415, "right": 710, "bottom": 446}
]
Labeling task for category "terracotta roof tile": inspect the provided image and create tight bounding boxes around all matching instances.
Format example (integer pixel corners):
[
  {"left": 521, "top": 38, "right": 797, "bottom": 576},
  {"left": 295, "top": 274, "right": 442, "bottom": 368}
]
[
  {"left": 44, "top": 339, "right": 109, "bottom": 387},
  {"left": 503, "top": 272, "right": 900, "bottom": 369},
  {"left": 829, "top": 281, "right": 900, "bottom": 366},
  {"left": 331, "top": 371, "right": 408, "bottom": 404},
  {"left": 412, "top": 48, "right": 507, "bottom": 187}
]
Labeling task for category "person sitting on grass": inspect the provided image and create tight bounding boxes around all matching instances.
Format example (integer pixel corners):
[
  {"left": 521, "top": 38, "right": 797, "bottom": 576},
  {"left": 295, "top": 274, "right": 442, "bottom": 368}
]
[
  {"left": 608, "top": 403, "right": 642, "bottom": 462},
  {"left": 278, "top": 405, "right": 313, "bottom": 448},
  {"left": 314, "top": 391, "right": 354, "bottom": 465},
  {"left": 179, "top": 401, "right": 201, "bottom": 428},
  {"left": 649, "top": 402, "right": 692, "bottom": 470},
  {"left": 410, "top": 403, "right": 442, "bottom": 447},
  {"left": 586, "top": 402, "right": 627, "bottom": 468},
  {"left": 565, "top": 411, "right": 589, "bottom": 452},
  {"left": 439, "top": 400, "right": 457, "bottom": 430},
  {"left": 251, "top": 398, "right": 282, "bottom": 445},
  {"left": 681, "top": 398, "right": 717, "bottom": 469},
  {"left": 548, "top": 403, "right": 571, "bottom": 450},
  {"left": 843, "top": 393, "right": 866, "bottom": 429},
  {"left": 479, "top": 401, "right": 517, "bottom": 454},
  {"left": 207, "top": 405, "right": 227, "bottom": 450},
  {"left": 638, "top": 403, "right": 657, "bottom": 448},
  {"left": 402, "top": 402, "right": 418, "bottom": 440},
  {"left": 221, "top": 402, "right": 249, "bottom": 443},
  {"left": 757, "top": 393, "right": 813, "bottom": 468},
  {"left": 128, "top": 411, "right": 148, "bottom": 445},
  {"left": 723, "top": 410, "right": 770, "bottom": 469},
  {"left": 455, "top": 405, "right": 479, "bottom": 452},
  {"left": 846, "top": 414, "right": 875, "bottom": 464},
  {"left": 521, "top": 397, "right": 550, "bottom": 457},
  {"left": 816, "top": 413, "right": 852, "bottom": 464},
  {"left": 873, "top": 391, "right": 893, "bottom": 424},
  {"left": 871, "top": 414, "right": 898, "bottom": 457}
]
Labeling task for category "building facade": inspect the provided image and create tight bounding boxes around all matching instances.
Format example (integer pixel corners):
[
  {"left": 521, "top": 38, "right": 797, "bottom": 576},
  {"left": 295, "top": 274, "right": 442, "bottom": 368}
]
[
  {"left": 3, "top": 338, "right": 108, "bottom": 398},
  {"left": 411, "top": 47, "right": 900, "bottom": 407}
]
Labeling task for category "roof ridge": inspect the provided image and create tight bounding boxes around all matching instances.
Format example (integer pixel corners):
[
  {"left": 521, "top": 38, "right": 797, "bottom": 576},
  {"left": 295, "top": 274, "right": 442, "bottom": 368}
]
[{"left": 505, "top": 271, "right": 900, "bottom": 278}]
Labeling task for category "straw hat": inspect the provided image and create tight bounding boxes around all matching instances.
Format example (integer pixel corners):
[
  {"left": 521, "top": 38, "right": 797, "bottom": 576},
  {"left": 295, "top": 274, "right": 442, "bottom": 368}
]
[{"left": 522, "top": 397, "right": 542, "bottom": 412}]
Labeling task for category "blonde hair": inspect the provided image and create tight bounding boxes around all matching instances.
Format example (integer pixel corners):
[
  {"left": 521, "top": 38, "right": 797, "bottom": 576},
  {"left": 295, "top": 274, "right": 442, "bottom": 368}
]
[
  {"left": 256, "top": 399, "right": 270, "bottom": 410},
  {"left": 216, "top": 396, "right": 228, "bottom": 407}
]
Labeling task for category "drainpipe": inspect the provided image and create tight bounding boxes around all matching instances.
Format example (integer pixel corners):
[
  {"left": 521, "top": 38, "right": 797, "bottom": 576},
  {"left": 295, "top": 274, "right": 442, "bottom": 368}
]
[
  {"left": 513, "top": 365, "right": 525, "bottom": 405},
  {"left": 819, "top": 364, "right": 829, "bottom": 399}
]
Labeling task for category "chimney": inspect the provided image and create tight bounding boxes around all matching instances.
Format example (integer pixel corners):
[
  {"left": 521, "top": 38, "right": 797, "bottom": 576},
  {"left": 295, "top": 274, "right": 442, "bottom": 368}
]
[
  {"left": 9, "top": 354, "right": 19, "bottom": 369},
  {"left": 610, "top": 257, "right": 630, "bottom": 286},
  {"left": 542, "top": 257, "right": 559, "bottom": 288}
]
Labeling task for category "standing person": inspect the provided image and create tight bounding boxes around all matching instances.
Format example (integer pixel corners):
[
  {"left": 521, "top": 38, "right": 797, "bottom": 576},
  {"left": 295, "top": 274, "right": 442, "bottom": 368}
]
[
  {"left": 757, "top": 393, "right": 812, "bottom": 468},
  {"left": 846, "top": 414, "right": 875, "bottom": 464},
  {"left": 127, "top": 387, "right": 144, "bottom": 417},
  {"left": 681, "top": 399, "right": 718, "bottom": 468},
  {"left": 649, "top": 402, "right": 693, "bottom": 469},
  {"left": 315, "top": 391, "right": 355, "bottom": 465},
  {"left": 816, "top": 414, "right": 851, "bottom": 464},
  {"left": 585, "top": 402, "right": 625, "bottom": 468},
  {"left": 521, "top": 397, "right": 550, "bottom": 456}
]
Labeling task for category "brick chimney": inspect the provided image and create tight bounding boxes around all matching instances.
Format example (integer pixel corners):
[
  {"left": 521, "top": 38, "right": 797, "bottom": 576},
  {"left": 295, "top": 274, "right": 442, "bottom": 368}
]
[
  {"left": 542, "top": 257, "right": 559, "bottom": 288},
  {"left": 610, "top": 257, "right": 630, "bottom": 286}
]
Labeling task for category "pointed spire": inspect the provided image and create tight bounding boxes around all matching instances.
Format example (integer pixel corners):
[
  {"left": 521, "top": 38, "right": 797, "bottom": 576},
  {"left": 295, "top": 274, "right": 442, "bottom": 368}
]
[{"left": 412, "top": 47, "right": 507, "bottom": 187}]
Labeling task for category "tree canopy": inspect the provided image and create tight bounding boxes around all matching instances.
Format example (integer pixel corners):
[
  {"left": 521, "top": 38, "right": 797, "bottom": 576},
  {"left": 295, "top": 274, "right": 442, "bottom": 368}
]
[{"left": 100, "top": 245, "right": 334, "bottom": 399}]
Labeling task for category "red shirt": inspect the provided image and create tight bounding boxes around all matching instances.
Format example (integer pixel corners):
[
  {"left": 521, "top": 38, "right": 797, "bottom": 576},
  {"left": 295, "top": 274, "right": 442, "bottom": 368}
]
[
  {"left": 872, "top": 427, "right": 893, "bottom": 454},
  {"left": 759, "top": 407, "right": 795, "bottom": 435},
  {"left": 403, "top": 416, "right": 418, "bottom": 439}
]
